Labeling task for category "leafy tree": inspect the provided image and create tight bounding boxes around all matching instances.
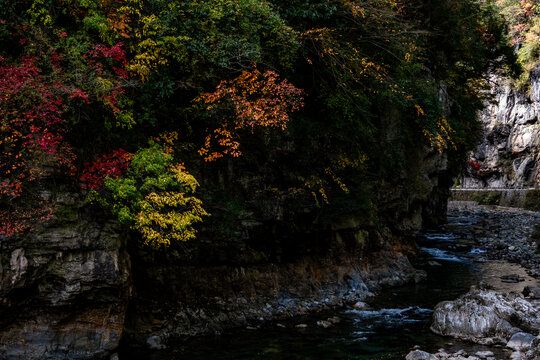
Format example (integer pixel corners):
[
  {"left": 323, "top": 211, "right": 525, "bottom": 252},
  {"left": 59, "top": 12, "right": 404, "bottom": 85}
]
[
  {"left": 195, "top": 66, "right": 304, "bottom": 162},
  {"left": 0, "top": 0, "right": 518, "bottom": 250},
  {"left": 85, "top": 143, "right": 208, "bottom": 247}
]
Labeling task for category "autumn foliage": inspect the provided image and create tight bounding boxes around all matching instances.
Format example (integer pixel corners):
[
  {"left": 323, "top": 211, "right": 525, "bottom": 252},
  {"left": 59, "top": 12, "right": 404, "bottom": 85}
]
[
  {"left": 0, "top": 0, "right": 516, "bottom": 246},
  {"left": 0, "top": 57, "right": 73, "bottom": 195},
  {"left": 0, "top": 56, "right": 76, "bottom": 236},
  {"left": 85, "top": 144, "right": 208, "bottom": 247},
  {"left": 196, "top": 67, "right": 304, "bottom": 162},
  {"left": 80, "top": 149, "right": 133, "bottom": 190},
  {"left": 0, "top": 201, "right": 55, "bottom": 237}
]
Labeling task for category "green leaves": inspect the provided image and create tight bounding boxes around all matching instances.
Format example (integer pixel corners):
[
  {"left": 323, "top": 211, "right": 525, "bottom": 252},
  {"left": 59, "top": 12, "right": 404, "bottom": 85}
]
[
  {"left": 129, "top": 143, "right": 173, "bottom": 175},
  {"left": 89, "top": 143, "right": 209, "bottom": 247}
]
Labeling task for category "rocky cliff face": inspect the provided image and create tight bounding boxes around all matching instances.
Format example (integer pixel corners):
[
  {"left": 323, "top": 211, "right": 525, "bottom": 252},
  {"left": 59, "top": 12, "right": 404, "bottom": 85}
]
[
  {"left": 122, "top": 112, "right": 452, "bottom": 348},
  {"left": 0, "top": 190, "right": 131, "bottom": 360},
  {"left": 0, "top": 124, "right": 452, "bottom": 359},
  {"left": 460, "top": 72, "right": 540, "bottom": 188}
]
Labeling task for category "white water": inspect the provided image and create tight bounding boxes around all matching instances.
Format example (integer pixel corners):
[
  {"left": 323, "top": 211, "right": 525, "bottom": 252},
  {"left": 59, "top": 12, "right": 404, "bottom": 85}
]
[{"left": 420, "top": 247, "right": 467, "bottom": 262}]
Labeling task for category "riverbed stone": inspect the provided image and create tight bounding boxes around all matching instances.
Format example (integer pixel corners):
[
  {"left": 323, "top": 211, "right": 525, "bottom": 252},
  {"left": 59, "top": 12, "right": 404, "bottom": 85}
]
[
  {"left": 475, "top": 350, "right": 494, "bottom": 358},
  {"left": 507, "top": 332, "right": 536, "bottom": 351},
  {"left": 146, "top": 335, "right": 166, "bottom": 350},
  {"left": 316, "top": 320, "right": 332, "bottom": 328},
  {"left": 510, "top": 351, "right": 523, "bottom": 360},
  {"left": 523, "top": 285, "right": 540, "bottom": 299},
  {"left": 327, "top": 316, "right": 341, "bottom": 324},
  {"left": 353, "top": 301, "right": 368, "bottom": 309},
  {"left": 408, "top": 348, "right": 500, "bottom": 360},
  {"left": 405, "top": 350, "right": 437, "bottom": 360},
  {"left": 500, "top": 274, "right": 525, "bottom": 283}
]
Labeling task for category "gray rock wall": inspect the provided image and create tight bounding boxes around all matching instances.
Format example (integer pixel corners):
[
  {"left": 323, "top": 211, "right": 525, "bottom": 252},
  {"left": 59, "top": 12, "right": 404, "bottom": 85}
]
[
  {"left": 0, "top": 192, "right": 131, "bottom": 360},
  {"left": 460, "top": 73, "right": 540, "bottom": 188}
]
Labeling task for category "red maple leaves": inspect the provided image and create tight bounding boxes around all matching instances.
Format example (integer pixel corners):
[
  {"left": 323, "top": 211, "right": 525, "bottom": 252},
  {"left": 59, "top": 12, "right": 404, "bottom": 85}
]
[
  {"left": 80, "top": 149, "right": 133, "bottom": 190},
  {"left": 0, "top": 57, "right": 76, "bottom": 197},
  {"left": 0, "top": 57, "right": 76, "bottom": 236}
]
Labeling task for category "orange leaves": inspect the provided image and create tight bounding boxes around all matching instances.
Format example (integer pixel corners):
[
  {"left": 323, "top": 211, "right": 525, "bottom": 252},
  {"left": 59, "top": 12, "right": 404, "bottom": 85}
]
[
  {"left": 343, "top": 1, "right": 366, "bottom": 18},
  {"left": 149, "top": 131, "right": 178, "bottom": 154},
  {"left": 196, "top": 66, "right": 304, "bottom": 162},
  {"left": 199, "top": 127, "right": 241, "bottom": 162},
  {"left": 414, "top": 104, "right": 425, "bottom": 116}
]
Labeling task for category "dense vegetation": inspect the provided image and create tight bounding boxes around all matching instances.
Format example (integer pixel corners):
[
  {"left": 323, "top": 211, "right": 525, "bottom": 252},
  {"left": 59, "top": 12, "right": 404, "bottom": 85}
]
[
  {"left": 496, "top": 0, "right": 540, "bottom": 88},
  {"left": 0, "top": 0, "right": 515, "bottom": 249}
]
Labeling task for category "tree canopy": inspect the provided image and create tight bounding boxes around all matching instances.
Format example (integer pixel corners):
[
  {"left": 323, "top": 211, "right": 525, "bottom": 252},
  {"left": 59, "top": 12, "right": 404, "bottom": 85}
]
[{"left": 0, "top": 0, "right": 516, "bottom": 246}]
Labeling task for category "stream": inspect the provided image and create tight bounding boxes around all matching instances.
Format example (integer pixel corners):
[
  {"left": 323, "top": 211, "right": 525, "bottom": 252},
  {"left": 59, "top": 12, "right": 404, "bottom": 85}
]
[{"left": 121, "top": 207, "right": 539, "bottom": 359}]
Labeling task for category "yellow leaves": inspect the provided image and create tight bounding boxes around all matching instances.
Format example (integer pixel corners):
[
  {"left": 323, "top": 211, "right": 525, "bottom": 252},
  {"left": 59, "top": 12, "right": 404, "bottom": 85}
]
[
  {"left": 28, "top": 0, "right": 53, "bottom": 26},
  {"left": 423, "top": 116, "right": 457, "bottom": 153},
  {"left": 301, "top": 28, "right": 334, "bottom": 42},
  {"left": 324, "top": 167, "right": 349, "bottom": 194},
  {"left": 404, "top": 52, "right": 412, "bottom": 62},
  {"left": 135, "top": 190, "right": 208, "bottom": 247},
  {"left": 343, "top": 1, "right": 366, "bottom": 18},
  {"left": 95, "top": 76, "right": 114, "bottom": 90},
  {"left": 127, "top": 34, "right": 189, "bottom": 81},
  {"left": 415, "top": 104, "right": 425, "bottom": 116},
  {"left": 131, "top": 163, "right": 208, "bottom": 247}
]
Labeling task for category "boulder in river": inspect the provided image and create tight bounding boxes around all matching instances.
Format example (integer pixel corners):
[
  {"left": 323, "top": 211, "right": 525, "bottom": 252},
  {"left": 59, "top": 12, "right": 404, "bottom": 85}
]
[
  {"left": 431, "top": 288, "right": 540, "bottom": 345},
  {"left": 405, "top": 350, "right": 437, "bottom": 360}
]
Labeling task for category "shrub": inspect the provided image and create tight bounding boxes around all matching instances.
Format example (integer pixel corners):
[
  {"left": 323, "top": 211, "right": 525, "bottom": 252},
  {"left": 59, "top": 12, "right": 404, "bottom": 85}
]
[
  {"left": 85, "top": 143, "right": 208, "bottom": 247},
  {"left": 472, "top": 191, "right": 501, "bottom": 205},
  {"left": 523, "top": 190, "right": 540, "bottom": 212}
]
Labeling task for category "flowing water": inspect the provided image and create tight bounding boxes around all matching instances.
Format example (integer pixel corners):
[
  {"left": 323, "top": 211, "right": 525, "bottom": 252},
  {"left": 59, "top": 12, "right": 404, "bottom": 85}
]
[{"left": 121, "top": 210, "right": 537, "bottom": 360}]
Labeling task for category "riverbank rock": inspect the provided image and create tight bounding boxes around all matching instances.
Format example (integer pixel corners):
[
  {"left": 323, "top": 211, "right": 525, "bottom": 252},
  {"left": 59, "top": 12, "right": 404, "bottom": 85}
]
[
  {"left": 431, "top": 288, "right": 540, "bottom": 345},
  {"left": 522, "top": 337, "right": 540, "bottom": 360},
  {"left": 507, "top": 332, "right": 536, "bottom": 351},
  {"left": 405, "top": 348, "right": 496, "bottom": 360},
  {"left": 446, "top": 205, "right": 540, "bottom": 279}
]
